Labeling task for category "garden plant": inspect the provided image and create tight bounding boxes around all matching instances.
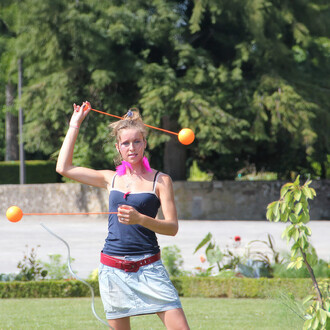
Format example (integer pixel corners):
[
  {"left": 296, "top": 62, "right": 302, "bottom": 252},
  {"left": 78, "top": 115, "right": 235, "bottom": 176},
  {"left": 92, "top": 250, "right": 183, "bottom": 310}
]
[
  {"left": 14, "top": 245, "right": 47, "bottom": 281},
  {"left": 194, "top": 232, "right": 282, "bottom": 278},
  {"left": 194, "top": 233, "right": 241, "bottom": 276},
  {"left": 266, "top": 175, "right": 329, "bottom": 329},
  {"left": 161, "top": 245, "right": 185, "bottom": 277},
  {"left": 0, "top": 246, "right": 75, "bottom": 282}
]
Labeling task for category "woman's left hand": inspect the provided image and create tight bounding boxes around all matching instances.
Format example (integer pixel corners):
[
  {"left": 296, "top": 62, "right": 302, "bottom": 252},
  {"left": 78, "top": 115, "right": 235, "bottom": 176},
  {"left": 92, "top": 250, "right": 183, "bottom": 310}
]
[
  {"left": 117, "top": 205, "right": 142, "bottom": 225},
  {"left": 70, "top": 101, "right": 91, "bottom": 127}
]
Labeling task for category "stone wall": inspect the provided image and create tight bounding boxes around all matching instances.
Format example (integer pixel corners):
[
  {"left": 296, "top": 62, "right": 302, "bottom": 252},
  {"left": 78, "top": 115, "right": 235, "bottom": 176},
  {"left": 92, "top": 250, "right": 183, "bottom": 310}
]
[
  {"left": 1, "top": 181, "right": 329, "bottom": 220},
  {"left": 170, "top": 180, "right": 330, "bottom": 220}
]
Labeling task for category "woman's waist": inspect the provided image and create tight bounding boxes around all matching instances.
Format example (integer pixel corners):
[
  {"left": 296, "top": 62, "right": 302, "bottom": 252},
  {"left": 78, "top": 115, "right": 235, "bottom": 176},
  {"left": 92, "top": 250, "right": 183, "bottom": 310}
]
[
  {"left": 101, "top": 252, "right": 158, "bottom": 261},
  {"left": 102, "top": 243, "right": 160, "bottom": 257},
  {"left": 100, "top": 251, "right": 161, "bottom": 272}
]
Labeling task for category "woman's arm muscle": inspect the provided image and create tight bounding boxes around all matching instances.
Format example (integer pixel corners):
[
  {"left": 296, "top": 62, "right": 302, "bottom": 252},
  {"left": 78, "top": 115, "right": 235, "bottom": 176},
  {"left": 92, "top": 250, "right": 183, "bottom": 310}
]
[{"left": 56, "top": 113, "right": 113, "bottom": 189}]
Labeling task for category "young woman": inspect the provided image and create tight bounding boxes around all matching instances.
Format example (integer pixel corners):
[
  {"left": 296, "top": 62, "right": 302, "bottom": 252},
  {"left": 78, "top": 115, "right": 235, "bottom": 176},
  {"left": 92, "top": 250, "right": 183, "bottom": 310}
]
[{"left": 56, "top": 101, "right": 190, "bottom": 330}]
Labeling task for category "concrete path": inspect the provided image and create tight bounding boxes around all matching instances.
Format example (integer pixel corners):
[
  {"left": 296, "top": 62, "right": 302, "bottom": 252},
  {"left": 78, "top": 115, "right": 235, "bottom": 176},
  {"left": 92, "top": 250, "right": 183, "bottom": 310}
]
[{"left": 1, "top": 215, "right": 329, "bottom": 279}]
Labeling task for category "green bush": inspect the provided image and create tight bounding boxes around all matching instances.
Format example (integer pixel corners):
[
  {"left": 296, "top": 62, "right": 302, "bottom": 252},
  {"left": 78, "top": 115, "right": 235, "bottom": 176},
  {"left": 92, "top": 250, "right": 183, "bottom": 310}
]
[
  {"left": 177, "top": 277, "right": 324, "bottom": 299},
  {"left": 273, "top": 259, "right": 330, "bottom": 278},
  {"left": 0, "top": 160, "right": 59, "bottom": 184},
  {"left": 162, "top": 245, "right": 185, "bottom": 276},
  {"left": 1, "top": 277, "right": 328, "bottom": 300},
  {"left": 40, "top": 254, "right": 75, "bottom": 280},
  {"left": 0, "top": 280, "right": 99, "bottom": 298},
  {"left": 188, "top": 161, "right": 213, "bottom": 182}
]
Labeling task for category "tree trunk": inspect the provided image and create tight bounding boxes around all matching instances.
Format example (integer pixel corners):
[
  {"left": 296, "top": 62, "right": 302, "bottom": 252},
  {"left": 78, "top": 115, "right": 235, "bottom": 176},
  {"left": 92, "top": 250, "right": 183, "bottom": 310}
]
[
  {"left": 163, "top": 116, "right": 187, "bottom": 180},
  {"left": 5, "top": 82, "right": 19, "bottom": 161}
]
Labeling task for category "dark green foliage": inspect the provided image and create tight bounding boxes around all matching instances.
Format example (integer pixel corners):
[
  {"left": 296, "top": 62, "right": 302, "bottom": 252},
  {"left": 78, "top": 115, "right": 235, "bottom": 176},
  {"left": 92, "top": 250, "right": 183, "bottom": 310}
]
[
  {"left": 0, "top": 106, "right": 5, "bottom": 159},
  {"left": 1, "top": 0, "right": 330, "bottom": 179},
  {"left": 0, "top": 160, "right": 59, "bottom": 183}
]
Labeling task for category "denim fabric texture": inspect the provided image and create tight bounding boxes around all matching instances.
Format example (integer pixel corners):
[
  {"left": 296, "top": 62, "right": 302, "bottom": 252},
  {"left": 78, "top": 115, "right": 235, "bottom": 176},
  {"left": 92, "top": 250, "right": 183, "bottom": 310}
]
[{"left": 98, "top": 254, "right": 182, "bottom": 320}]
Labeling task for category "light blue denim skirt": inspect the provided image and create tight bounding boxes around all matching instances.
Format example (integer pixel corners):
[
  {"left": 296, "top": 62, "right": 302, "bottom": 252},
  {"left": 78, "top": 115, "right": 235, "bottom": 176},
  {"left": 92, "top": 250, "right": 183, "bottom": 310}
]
[{"left": 98, "top": 253, "right": 182, "bottom": 320}]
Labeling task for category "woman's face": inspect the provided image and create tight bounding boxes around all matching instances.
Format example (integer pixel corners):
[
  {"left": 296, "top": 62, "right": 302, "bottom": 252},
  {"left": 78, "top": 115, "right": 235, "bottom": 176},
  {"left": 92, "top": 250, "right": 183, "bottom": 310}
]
[{"left": 116, "top": 128, "right": 146, "bottom": 164}]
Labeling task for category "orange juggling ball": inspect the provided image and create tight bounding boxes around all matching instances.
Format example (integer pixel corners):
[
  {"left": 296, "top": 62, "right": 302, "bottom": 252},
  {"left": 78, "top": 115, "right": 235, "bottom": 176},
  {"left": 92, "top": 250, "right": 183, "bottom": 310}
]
[
  {"left": 6, "top": 206, "right": 23, "bottom": 222},
  {"left": 178, "top": 128, "right": 195, "bottom": 145}
]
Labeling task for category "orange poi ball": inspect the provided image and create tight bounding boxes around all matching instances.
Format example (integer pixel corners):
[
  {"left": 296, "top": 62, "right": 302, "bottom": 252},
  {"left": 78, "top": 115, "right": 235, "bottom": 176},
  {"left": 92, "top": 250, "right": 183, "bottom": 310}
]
[
  {"left": 178, "top": 128, "right": 195, "bottom": 145},
  {"left": 6, "top": 206, "right": 23, "bottom": 222}
]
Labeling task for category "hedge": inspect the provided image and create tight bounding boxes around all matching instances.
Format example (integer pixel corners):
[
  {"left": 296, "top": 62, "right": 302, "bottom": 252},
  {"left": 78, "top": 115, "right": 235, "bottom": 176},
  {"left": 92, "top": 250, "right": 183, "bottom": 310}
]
[
  {"left": 0, "top": 280, "right": 99, "bottom": 299},
  {"left": 177, "top": 277, "right": 318, "bottom": 299},
  {"left": 0, "top": 160, "right": 59, "bottom": 184},
  {"left": 1, "top": 277, "right": 326, "bottom": 299}
]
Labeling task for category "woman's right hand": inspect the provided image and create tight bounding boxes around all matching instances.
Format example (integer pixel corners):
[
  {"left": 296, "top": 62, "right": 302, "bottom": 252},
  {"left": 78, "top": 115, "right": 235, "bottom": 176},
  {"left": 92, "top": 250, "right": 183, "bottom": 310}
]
[{"left": 70, "top": 101, "right": 91, "bottom": 128}]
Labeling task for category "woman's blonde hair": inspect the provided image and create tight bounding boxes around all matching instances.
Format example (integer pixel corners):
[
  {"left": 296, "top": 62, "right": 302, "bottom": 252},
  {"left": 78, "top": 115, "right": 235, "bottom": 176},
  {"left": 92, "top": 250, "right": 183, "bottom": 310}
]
[
  {"left": 109, "top": 108, "right": 147, "bottom": 143},
  {"left": 109, "top": 108, "right": 147, "bottom": 165}
]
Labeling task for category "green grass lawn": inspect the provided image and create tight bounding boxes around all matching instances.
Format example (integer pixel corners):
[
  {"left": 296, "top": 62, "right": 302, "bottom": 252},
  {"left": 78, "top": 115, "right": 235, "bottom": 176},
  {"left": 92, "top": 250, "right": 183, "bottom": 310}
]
[{"left": 0, "top": 297, "right": 304, "bottom": 329}]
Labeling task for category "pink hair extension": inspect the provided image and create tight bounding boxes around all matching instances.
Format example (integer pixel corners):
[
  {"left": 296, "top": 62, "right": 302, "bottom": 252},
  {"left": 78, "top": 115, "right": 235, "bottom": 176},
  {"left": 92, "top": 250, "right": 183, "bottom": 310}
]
[
  {"left": 142, "top": 156, "right": 152, "bottom": 172},
  {"left": 116, "top": 161, "right": 133, "bottom": 176}
]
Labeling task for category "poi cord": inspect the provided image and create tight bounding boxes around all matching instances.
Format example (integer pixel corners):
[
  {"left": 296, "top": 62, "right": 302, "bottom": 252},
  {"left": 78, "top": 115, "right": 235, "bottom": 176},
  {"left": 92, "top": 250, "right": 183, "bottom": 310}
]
[
  {"left": 90, "top": 108, "right": 179, "bottom": 136},
  {"left": 40, "top": 223, "right": 114, "bottom": 329}
]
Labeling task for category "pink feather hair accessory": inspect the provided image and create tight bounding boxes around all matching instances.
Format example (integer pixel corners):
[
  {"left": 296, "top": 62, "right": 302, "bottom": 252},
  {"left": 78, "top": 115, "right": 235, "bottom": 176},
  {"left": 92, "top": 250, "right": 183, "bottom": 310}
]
[
  {"left": 116, "top": 161, "right": 133, "bottom": 176},
  {"left": 142, "top": 156, "right": 152, "bottom": 172}
]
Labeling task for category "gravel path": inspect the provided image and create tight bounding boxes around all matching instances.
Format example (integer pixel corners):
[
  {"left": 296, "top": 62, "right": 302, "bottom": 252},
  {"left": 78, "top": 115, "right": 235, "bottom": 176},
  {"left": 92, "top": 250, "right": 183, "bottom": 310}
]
[{"left": 1, "top": 215, "right": 329, "bottom": 278}]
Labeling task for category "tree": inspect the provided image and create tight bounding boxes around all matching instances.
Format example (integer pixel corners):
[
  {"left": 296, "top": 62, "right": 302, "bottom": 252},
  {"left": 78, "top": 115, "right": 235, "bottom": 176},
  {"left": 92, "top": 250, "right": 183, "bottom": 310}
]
[
  {"left": 0, "top": 2, "right": 19, "bottom": 161},
  {"left": 1, "top": 0, "right": 329, "bottom": 179},
  {"left": 5, "top": 82, "right": 18, "bottom": 160},
  {"left": 184, "top": 0, "right": 330, "bottom": 178}
]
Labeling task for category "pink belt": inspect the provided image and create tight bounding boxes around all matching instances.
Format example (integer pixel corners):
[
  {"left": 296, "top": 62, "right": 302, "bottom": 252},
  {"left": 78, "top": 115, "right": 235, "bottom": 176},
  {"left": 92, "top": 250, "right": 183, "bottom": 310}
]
[{"left": 100, "top": 252, "right": 161, "bottom": 272}]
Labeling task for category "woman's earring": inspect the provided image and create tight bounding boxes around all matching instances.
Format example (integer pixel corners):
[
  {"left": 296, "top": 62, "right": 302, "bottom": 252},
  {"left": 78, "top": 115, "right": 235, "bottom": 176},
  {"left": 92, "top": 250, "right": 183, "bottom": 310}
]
[{"left": 142, "top": 156, "right": 152, "bottom": 172}]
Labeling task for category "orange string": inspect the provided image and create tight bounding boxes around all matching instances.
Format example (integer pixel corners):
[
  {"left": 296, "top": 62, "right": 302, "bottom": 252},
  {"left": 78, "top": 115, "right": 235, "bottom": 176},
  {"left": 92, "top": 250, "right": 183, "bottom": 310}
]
[
  {"left": 91, "top": 108, "right": 123, "bottom": 120},
  {"left": 24, "top": 212, "right": 117, "bottom": 216},
  {"left": 90, "top": 108, "right": 178, "bottom": 136}
]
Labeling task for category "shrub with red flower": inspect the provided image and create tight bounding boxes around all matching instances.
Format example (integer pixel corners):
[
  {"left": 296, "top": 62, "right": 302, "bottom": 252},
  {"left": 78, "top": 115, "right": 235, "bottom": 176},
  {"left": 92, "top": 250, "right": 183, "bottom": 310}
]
[
  {"left": 234, "top": 236, "right": 241, "bottom": 242},
  {"left": 194, "top": 232, "right": 280, "bottom": 278}
]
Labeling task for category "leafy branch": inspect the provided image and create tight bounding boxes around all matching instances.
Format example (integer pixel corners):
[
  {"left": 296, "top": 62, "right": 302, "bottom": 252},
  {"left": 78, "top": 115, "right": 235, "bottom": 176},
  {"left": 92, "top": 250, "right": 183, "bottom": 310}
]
[{"left": 266, "top": 176, "right": 329, "bottom": 329}]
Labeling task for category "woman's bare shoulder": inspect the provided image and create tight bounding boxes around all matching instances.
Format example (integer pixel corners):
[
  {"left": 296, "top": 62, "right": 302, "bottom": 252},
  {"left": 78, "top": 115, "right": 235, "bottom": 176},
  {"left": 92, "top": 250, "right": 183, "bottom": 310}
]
[{"left": 155, "top": 172, "right": 173, "bottom": 188}]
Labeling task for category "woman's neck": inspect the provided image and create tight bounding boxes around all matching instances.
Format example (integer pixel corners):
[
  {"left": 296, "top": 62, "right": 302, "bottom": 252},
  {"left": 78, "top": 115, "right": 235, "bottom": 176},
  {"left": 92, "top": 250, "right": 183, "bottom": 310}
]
[{"left": 126, "top": 162, "right": 145, "bottom": 176}]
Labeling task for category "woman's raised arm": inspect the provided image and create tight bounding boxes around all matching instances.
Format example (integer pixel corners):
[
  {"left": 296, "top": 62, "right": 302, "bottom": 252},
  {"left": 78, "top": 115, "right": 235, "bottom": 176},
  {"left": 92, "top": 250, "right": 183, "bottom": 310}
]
[{"left": 56, "top": 101, "right": 113, "bottom": 189}]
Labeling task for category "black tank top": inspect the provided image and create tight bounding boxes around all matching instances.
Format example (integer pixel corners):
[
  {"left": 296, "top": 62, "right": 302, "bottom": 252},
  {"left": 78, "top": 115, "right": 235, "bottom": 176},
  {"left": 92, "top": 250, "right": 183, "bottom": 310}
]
[{"left": 102, "top": 172, "right": 161, "bottom": 256}]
